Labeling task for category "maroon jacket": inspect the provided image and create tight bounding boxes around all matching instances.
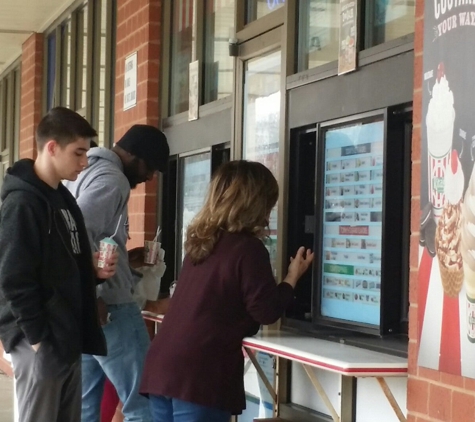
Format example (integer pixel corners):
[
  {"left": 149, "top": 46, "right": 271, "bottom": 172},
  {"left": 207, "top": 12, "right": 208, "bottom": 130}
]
[{"left": 140, "top": 232, "right": 294, "bottom": 414}]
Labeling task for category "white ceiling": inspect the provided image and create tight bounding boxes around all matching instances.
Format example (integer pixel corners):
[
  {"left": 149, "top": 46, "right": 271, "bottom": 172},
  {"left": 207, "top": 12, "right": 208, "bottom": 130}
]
[{"left": 0, "top": 0, "right": 75, "bottom": 74}]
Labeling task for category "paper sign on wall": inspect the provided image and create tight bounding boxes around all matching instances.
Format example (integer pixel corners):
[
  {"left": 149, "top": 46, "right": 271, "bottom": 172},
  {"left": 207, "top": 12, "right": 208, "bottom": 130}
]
[{"left": 124, "top": 52, "right": 137, "bottom": 111}]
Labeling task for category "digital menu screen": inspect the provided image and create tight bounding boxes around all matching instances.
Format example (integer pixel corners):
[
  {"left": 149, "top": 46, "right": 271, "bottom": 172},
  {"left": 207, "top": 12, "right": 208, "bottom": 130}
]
[{"left": 320, "top": 119, "right": 384, "bottom": 326}]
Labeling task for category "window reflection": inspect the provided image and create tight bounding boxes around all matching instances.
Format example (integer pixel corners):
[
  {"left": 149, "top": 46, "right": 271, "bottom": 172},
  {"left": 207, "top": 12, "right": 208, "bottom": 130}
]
[
  {"left": 365, "top": 0, "right": 415, "bottom": 48},
  {"left": 298, "top": 0, "right": 339, "bottom": 71},
  {"left": 170, "top": 0, "right": 194, "bottom": 115},
  {"left": 246, "top": 0, "right": 285, "bottom": 24},
  {"left": 178, "top": 153, "right": 211, "bottom": 267},
  {"left": 204, "top": 0, "right": 235, "bottom": 103},
  {"left": 243, "top": 51, "right": 281, "bottom": 270}
]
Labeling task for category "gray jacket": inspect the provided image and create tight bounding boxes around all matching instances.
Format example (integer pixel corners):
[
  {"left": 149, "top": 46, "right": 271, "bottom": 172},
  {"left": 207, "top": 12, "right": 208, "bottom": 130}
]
[{"left": 65, "top": 147, "right": 140, "bottom": 305}]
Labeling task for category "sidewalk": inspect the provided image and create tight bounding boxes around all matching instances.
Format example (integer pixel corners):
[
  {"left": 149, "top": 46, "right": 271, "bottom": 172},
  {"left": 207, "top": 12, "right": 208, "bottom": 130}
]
[{"left": 0, "top": 372, "right": 13, "bottom": 422}]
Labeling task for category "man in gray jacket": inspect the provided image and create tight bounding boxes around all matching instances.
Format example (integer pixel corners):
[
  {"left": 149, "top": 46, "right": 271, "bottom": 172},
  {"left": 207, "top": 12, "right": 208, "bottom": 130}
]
[{"left": 65, "top": 125, "right": 169, "bottom": 422}]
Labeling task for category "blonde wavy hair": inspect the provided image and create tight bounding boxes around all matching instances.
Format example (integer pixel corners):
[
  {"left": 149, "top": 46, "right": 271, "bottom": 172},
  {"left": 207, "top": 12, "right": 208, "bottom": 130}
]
[{"left": 185, "top": 160, "right": 279, "bottom": 264}]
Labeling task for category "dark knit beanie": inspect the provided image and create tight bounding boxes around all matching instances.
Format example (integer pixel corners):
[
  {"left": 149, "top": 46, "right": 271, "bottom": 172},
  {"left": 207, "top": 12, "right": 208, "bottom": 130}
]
[{"left": 116, "top": 125, "right": 169, "bottom": 172}]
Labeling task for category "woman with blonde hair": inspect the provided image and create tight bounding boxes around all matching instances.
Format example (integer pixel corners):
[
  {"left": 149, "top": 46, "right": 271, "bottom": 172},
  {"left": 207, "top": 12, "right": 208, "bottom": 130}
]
[{"left": 140, "top": 160, "right": 313, "bottom": 422}]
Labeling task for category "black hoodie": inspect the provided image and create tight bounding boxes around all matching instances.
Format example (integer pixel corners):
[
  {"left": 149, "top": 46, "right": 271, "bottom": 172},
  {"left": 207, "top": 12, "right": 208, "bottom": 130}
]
[{"left": 0, "top": 159, "right": 106, "bottom": 362}]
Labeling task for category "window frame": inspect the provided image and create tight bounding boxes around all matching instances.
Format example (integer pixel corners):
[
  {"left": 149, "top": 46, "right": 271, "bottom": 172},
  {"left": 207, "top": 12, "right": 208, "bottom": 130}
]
[
  {"left": 43, "top": 0, "right": 116, "bottom": 147},
  {"left": 0, "top": 61, "right": 21, "bottom": 175},
  {"left": 283, "top": 105, "right": 412, "bottom": 350},
  {"left": 292, "top": 0, "right": 415, "bottom": 81},
  {"left": 160, "top": 143, "right": 230, "bottom": 291}
]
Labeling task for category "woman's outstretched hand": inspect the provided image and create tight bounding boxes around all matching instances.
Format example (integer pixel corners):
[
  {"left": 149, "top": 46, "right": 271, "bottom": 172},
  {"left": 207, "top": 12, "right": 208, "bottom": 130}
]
[{"left": 284, "top": 247, "right": 314, "bottom": 288}]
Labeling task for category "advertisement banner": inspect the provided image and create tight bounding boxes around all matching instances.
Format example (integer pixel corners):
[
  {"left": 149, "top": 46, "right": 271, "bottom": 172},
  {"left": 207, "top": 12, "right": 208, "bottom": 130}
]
[
  {"left": 418, "top": 2, "right": 475, "bottom": 377},
  {"left": 338, "top": 0, "right": 358, "bottom": 75}
]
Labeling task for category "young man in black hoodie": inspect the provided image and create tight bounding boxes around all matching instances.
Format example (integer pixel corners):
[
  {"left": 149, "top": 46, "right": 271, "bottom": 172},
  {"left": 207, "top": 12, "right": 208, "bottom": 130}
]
[{"left": 0, "top": 107, "right": 117, "bottom": 422}]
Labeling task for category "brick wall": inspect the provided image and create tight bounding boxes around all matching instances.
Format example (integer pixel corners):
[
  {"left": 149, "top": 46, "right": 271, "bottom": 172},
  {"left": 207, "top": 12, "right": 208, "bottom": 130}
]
[
  {"left": 115, "top": 0, "right": 163, "bottom": 248},
  {"left": 19, "top": 33, "right": 43, "bottom": 159},
  {"left": 407, "top": 1, "right": 475, "bottom": 421}
]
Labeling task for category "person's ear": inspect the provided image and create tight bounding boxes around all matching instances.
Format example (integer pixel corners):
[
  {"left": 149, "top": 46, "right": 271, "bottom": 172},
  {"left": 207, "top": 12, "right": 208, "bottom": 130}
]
[{"left": 45, "top": 140, "right": 58, "bottom": 156}]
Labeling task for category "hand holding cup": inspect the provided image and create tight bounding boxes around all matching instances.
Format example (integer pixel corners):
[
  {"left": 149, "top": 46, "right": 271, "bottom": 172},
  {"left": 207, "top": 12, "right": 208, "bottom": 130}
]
[{"left": 94, "top": 237, "right": 119, "bottom": 279}]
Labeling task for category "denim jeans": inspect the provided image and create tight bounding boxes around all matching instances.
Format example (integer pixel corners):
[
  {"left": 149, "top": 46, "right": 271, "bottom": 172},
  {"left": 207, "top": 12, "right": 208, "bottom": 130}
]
[
  {"left": 81, "top": 303, "right": 152, "bottom": 422},
  {"left": 149, "top": 395, "right": 232, "bottom": 422}
]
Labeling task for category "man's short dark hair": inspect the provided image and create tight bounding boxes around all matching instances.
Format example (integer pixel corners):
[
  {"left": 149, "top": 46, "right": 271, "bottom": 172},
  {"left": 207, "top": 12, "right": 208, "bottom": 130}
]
[{"left": 36, "top": 107, "right": 98, "bottom": 150}]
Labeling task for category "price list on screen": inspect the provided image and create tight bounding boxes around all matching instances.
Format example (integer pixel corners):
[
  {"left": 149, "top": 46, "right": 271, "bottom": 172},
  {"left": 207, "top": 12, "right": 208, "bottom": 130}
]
[{"left": 320, "top": 120, "right": 385, "bottom": 326}]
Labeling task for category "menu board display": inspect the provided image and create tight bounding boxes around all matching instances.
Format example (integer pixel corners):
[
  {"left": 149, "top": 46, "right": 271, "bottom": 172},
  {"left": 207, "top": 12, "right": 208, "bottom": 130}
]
[{"left": 320, "top": 119, "right": 384, "bottom": 326}]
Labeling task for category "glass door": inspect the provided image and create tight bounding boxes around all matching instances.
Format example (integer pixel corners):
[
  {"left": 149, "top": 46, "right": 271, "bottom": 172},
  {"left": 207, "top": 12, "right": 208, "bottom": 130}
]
[
  {"left": 235, "top": 27, "right": 282, "bottom": 272},
  {"left": 234, "top": 27, "right": 283, "bottom": 422}
]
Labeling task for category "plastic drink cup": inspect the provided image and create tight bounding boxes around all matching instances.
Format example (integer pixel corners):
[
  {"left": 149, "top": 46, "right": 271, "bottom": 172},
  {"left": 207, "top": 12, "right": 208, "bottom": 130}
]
[
  {"left": 98, "top": 237, "right": 118, "bottom": 268},
  {"left": 144, "top": 240, "right": 160, "bottom": 265}
]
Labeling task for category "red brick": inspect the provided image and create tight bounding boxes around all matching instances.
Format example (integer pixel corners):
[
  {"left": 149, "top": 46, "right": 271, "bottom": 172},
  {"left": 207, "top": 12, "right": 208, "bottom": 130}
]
[
  {"left": 428, "top": 383, "right": 452, "bottom": 421},
  {"left": 409, "top": 304, "right": 418, "bottom": 341},
  {"left": 411, "top": 197, "right": 420, "bottom": 235},
  {"left": 415, "top": 0, "right": 424, "bottom": 20},
  {"left": 440, "top": 372, "right": 464, "bottom": 389},
  {"left": 410, "top": 234, "right": 420, "bottom": 270},
  {"left": 452, "top": 391, "right": 475, "bottom": 422},
  {"left": 413, "top": 89, "right": 422, "bottom": 133},
  {"left": 409, "top": 269, "right": 418, "bottom": 305},
  {"left": 411, "top": 160, "right": 421, "bottom": 197},
  {"left": 413, "top": 54, "right": 423, "bottom": 92},
  {"left": 419, "top": 366, "right": 441, "bottom": 382},
  {"left": 412, "top": 125, "right": 421, "bottom": 162},
  {"left": 464, "top": 377, "right": 475, "bottom": 391},
  {"left": 115, "top": 0, "right": 162, "bottom": 245},
  {"left": 408, "top": 340, "right": 419, "bottom": 375},
  {"left": 407, "top": 377, "right": 429, "bottom": 414},
  {"left": 414, "top": 18, "right": 425, "bottom": 57},
  {"left": 20, "top": 32, "right": 43, "bottom": 160}
]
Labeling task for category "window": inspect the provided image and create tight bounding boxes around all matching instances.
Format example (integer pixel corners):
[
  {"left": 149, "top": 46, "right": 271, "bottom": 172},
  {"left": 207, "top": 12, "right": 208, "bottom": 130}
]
[
  {"left": 45, "top": 0, "right": 116, "bottom": 146},
  {"left": 170, "top": 0, "right": 195, "bottom": 115},
  {"left": 0, "top": 65, "right": 21, "bottom": 180},
  {"left": 203, "top": 0, "right": 235, "bottom": 103},
  {"left": 166, "top": 0, "right": 238, "bottom": 116},
  {"left": 297, "top": 0, "right": 415, "bottom": 73},
  {"left": 364, "top": 0, "right": 415, "bottom": 49},
  {"left": 177, "top": 152, "right": 212, "bottom": 268},
  {"left": 246, "top": 0, "right": 285, "bottom": 24},
  {"left": 297, "top": 0, "right": 340, "bottom": 72},
  {"left": 242, "top": 50, "right": 281, "bottom": 270},
  {"left": 286, "top": 108, "right": 411, "bottom": 337},
  {"left": 160, "top": 145, "right": 230, "bottom": 288}
]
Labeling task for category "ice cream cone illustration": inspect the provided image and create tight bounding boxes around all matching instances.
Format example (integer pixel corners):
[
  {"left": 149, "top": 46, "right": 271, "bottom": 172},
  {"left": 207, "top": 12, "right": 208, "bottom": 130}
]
[{"left": 436, "top": 149, "right": 464, "bottom": 297}]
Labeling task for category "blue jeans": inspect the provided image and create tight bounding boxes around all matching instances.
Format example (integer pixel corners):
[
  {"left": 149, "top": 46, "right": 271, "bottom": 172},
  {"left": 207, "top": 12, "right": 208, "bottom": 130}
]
[
  {"left": 149, "top": 395, "right": 232, "bottom": 422},
  {"left": 81, "top": 303, "right": 152, "bottom": 422}
]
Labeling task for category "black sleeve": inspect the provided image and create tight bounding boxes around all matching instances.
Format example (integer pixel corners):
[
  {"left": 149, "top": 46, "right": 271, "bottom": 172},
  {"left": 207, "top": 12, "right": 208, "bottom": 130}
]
[{"left": 0, "top": 195, "right": 49, "bottom": 345}]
